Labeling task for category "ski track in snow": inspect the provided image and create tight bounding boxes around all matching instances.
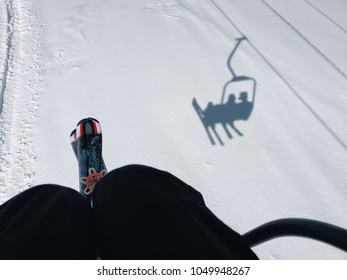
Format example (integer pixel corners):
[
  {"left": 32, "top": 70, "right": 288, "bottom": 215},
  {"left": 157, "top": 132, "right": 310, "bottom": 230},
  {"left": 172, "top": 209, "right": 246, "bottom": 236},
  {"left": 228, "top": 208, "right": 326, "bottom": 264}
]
[
  {"left": 0, "top": 1, "right": 12, "bottom": 113},
  {"left": 0, "top": 0, "right": 45, "bottom": 204}
]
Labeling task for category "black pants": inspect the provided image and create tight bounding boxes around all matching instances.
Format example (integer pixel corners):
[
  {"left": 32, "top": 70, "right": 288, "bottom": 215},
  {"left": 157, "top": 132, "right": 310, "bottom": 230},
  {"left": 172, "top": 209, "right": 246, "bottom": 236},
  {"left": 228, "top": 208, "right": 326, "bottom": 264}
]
[{"left": 0, "top": 165, "right": 258, "bottom": 260}]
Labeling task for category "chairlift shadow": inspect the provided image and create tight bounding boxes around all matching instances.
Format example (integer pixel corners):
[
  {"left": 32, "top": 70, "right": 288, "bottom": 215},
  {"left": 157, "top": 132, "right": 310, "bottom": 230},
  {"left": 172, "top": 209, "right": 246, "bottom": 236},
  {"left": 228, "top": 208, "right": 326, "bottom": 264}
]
[{"left": 192, "top": 37, "right": 257, "bottom": 145}]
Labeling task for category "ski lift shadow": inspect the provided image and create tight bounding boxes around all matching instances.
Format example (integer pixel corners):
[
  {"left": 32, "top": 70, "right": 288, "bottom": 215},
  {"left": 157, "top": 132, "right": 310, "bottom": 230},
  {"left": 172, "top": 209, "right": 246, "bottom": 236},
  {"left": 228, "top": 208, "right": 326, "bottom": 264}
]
[{"left": 192, "top": 37, "right": 257, "bottom": 146}]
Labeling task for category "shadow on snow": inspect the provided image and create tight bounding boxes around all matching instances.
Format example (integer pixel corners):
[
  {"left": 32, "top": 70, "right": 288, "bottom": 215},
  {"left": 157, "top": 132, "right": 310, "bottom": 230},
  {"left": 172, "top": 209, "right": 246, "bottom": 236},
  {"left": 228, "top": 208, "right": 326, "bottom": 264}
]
[{"left": 192, "top": 37, "right": 257, "bottom": 146}]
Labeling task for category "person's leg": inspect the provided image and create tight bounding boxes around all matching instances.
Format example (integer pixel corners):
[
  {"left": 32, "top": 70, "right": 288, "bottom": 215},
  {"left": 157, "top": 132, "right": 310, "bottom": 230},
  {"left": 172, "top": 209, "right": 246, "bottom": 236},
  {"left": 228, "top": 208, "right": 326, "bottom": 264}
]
[
  {"left": 0, "top": 185, "right": 96, "bottom": 259},
  {"left": 93, "top": 164, "right": 258, "bottom": 260}
]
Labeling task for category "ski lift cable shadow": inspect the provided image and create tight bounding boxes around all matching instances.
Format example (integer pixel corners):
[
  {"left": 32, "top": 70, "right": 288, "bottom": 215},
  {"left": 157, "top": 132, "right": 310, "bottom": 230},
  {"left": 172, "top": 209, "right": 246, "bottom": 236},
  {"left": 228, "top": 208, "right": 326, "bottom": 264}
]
[
  {"left": 192, "top": 37, "right": 256, "bottom": 146},
  {"left": 260, "top": 0, "right": 347, "bottom": 80},
  {"left": 208, "top": 0, "right": 347, "bottom": 151},
  {"left": 304, "top": 0, "right": 347, "bottom": 34}
]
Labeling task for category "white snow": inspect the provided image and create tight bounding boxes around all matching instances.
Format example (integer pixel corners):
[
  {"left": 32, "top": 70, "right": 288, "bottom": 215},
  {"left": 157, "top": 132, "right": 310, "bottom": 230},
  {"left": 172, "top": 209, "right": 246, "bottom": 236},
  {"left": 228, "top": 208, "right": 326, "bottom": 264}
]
[{"left": 0, "top": 0, "right": 347, "bottom": 259}]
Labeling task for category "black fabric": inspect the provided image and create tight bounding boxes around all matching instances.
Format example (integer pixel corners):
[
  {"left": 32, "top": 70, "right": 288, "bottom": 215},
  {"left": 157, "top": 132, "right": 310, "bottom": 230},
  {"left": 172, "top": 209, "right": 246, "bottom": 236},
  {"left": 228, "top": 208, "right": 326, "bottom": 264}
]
[
  {"left": 0, "top": 185, "right": 96, "bottom": 259},
  {"left": 0, "top": 165, "right": 258, "bottom": 260}
]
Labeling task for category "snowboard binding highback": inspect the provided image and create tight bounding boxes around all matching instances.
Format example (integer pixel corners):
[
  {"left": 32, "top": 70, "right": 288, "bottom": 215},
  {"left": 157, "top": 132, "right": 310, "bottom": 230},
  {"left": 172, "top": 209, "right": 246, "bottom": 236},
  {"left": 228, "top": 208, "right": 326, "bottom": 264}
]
[{"left": 70, "top": 117, "right": 107, "bottom": 204}]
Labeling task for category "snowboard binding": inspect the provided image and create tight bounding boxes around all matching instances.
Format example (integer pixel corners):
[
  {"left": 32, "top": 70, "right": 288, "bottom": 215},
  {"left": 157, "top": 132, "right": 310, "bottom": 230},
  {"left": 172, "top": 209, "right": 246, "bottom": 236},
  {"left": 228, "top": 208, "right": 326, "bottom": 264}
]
[{"left": 70, "top": 118, "right": 107, "bottom": 204}]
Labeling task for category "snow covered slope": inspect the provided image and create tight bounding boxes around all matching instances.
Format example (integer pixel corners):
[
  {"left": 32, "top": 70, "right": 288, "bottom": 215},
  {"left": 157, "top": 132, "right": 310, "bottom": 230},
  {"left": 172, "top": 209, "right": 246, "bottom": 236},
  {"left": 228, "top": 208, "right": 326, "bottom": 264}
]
[
  {"left": 0, "top": 0, "right": 44, "bottom": 200},
  {"left": 0, "top": 0, "right": 346, "bottom": 259}
]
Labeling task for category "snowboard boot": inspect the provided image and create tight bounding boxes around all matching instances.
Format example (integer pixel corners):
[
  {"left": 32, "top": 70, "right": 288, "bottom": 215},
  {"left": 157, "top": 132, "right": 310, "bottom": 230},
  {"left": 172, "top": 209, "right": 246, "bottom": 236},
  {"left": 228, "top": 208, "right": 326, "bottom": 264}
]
[{"left": 70, "top": 117, "right": 107, "bottom": 205}]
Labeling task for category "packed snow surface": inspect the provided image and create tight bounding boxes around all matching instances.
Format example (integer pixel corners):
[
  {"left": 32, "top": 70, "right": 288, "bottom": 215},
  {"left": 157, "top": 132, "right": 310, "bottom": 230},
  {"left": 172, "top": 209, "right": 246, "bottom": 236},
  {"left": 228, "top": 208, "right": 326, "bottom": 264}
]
[{"left": 0, "top": 0, "right": 346, "bottom": 259}]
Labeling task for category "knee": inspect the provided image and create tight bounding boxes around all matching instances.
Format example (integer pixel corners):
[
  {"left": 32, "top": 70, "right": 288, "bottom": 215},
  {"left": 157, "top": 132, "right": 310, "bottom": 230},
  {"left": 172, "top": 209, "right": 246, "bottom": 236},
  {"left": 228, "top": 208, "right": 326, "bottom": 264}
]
[
  {"left": 93, "top": 164, "right": 165, "bottom": 205},
  {"left": 31, "top": 184, "right": 85, "bottom": 202},
  {"left": 5, "top": 184, "right": 83, "bottom": 204},
  {"left": 94, "top": 164, "right": 152, "bottom": 193},
  {"left": 110, "top": 164, "right": 155, "bottom": 176}
]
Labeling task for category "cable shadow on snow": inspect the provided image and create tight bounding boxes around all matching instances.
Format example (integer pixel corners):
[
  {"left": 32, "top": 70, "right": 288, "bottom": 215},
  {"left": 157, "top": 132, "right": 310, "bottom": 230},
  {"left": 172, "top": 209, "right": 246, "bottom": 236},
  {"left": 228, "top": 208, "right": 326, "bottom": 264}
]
[
  {"left": 207, "top": 0, "right": 347, "bottom": 151},
  {"left": 192, "top": 37, "right": 257, "bottom": 146}
]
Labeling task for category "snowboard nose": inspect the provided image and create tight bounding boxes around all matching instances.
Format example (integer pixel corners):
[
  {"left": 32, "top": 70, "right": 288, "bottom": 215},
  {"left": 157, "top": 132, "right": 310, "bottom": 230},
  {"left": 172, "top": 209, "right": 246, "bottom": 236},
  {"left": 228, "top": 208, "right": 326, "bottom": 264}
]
[
  {"left": 77, "top": 117, "right": 102, "bottom": 137},
  {"left": 70, "top": 117, "right": 102, "bottom": 142}
]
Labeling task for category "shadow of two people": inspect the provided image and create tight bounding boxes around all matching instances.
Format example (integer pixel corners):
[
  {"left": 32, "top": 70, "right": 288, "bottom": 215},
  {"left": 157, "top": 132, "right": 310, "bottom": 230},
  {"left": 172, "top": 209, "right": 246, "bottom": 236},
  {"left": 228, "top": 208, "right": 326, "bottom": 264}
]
[{"left": 192, "top": 91, "right": 253, "bottom": 145}]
